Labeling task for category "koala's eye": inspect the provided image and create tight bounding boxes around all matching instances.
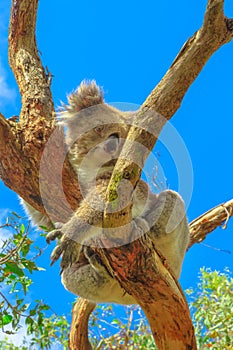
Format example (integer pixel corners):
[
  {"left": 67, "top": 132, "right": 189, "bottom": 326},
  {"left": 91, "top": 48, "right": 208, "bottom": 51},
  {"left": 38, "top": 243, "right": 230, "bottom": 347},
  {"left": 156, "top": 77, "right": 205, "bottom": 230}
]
[{"left": 94, "top": 126, "right": 104, "bottom": 135}]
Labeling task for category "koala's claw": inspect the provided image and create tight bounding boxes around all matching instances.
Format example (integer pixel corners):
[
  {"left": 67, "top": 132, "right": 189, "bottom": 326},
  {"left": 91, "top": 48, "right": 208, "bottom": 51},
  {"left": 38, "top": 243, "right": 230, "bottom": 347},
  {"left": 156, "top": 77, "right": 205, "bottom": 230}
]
[
  {"left": 46, "top": 229, "right": 63, "bottom": 244},
  {"left": 50, "top": 243, "right": 65, "bottom": 266},
  {"left": 60, "top": 240, "right": 82, "bottom": 270},
  {"left": 49, "top": 236, "right": 83, "bottom": 269}
]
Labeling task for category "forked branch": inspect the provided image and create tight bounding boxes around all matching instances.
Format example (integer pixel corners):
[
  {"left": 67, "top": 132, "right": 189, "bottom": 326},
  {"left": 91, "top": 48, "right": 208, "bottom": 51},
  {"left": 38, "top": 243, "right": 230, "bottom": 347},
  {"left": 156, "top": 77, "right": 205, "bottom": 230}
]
[
  {"left": 99, "top": 0, "right": 233, "bottom": 349},
  {"left": 4, "top": 0, "right": 233, "bottom": 349}
]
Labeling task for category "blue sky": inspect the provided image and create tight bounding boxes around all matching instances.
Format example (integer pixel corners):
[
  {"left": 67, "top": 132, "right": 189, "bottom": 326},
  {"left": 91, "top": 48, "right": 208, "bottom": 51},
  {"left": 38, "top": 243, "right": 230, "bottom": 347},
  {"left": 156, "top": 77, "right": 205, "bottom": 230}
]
[{"left": 0, "top": 0, "right": 233, "bottom": 345}]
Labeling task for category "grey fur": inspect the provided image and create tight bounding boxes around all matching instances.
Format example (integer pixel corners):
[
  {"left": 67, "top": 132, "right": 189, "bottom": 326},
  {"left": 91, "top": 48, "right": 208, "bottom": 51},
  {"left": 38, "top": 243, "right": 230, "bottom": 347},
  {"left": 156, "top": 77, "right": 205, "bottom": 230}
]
[{"left": 23, "top": 81, "right": 190, "bottom": 304}]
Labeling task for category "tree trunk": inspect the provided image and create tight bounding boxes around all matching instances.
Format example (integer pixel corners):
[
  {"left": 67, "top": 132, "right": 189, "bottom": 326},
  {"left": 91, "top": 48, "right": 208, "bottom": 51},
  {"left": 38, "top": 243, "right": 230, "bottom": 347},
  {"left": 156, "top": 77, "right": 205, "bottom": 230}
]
[{"left": 1, "top": 0, "right": 232, "bottom": 349}]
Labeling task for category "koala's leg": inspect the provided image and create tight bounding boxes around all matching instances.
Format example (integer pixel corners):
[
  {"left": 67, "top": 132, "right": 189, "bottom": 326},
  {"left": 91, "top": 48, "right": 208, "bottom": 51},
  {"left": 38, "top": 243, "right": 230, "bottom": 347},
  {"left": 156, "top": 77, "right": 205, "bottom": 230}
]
[
  {"left": 60, "top": 246, "right": 135, "bottom": 304},
  {"left": 83, "top": 246, "right": 112, "bottom": 277},
  {"left": 144, "top": 190, "right": 190, "bottom": 278},
  {"left": 49, "top": 215, "right": 103, "bottom": 269},
  {"left": 61, "top": 262, "right": 112, "bottom": 303}
]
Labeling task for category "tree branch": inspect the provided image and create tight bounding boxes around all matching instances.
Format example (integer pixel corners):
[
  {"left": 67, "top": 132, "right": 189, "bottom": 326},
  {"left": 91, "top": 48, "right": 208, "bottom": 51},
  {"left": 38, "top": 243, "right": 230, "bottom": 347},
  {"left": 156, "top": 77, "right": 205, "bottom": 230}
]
[
  {"left": 0, "top": 113, "right": 30, "bottom": 196},
  {"left": 103, "top": 0, "right": 233, "bottom": 232},
  {"left": 98, "top": 235, "right": 197, "bottom": 349},
  {"left": 0, "top": 113, "right": 13, "bottom": 152},
  {"left": 8, "top": 0, "right": 54, "bottom": 126},
  {"left": 188, "top": 198, "right": 233, "bottom": 249},
  {"left": 68, "top": 299, "right": 95, "bottom": 350},
  {"left": 4, "top": 0, "right": 233, "bottom": 349},
  {"left": 96, "top": 0, "right": 233, "bottom": 348},
  {"left": 1, "top": 0, "right": 81, "bottom": 224},
  {"left": 72, "top": 198, "right": 233, "bottom": 349},
  {"left": 70, "top": 0, "right": 233, "bottom": 347},
  {"left": 142, "top": 0, "right": 233, "bottom": 118}
]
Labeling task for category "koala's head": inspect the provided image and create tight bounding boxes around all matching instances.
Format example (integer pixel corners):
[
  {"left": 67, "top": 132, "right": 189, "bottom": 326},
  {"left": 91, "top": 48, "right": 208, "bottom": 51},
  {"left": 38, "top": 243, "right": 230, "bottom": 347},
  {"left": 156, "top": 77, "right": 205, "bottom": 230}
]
[{"left": 59, "top": 81, "right": 131, "bottom": 175}]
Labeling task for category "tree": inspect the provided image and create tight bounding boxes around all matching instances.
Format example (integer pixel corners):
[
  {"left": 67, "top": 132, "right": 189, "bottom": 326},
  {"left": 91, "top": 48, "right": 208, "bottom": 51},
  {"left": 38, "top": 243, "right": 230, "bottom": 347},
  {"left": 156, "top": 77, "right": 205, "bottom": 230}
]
[
  {"left": 189, "top": 268, "right": 233, "bottom": 349},
  {"left": 0, "top": 215, "right": 69, "bottom": 349},
  {"left": 0, "top": 0, "right": 233, "bottom": 349}
]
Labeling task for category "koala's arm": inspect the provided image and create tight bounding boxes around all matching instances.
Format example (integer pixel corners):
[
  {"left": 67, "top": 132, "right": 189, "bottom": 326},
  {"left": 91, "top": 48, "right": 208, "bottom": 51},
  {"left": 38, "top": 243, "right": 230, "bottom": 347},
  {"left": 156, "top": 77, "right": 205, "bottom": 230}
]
[
  {"left": 47, "top": 183, "right": 106, "bottom": 270},
  {"left": 143, "top": 190, "right": 190, "bottom": 278}
]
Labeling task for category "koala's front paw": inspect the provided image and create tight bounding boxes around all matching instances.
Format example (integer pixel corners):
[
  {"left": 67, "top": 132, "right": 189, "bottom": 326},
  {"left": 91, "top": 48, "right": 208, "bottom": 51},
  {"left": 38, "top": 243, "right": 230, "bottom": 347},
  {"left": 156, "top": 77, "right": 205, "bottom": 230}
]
[
  {"left": 50, "top": 236, "right": 82, "bottom": 269},
  {"left": 46, "top": 222, "right": 65, "bottom": 244},
  {"left": 46, "top": 228, "right": 63, "bottom": 244},
  {"left": 61, "top": 239, "right": 82, "bottom": 269}
]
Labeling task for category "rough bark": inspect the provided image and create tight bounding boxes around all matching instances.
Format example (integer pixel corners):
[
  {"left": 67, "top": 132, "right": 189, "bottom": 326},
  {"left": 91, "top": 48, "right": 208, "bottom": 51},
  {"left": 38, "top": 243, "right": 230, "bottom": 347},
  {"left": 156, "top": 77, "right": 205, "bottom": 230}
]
[
  {"left": 1, "top": 0, "right": 232, "bottom": 349},
  {"left": 96, "top": 235, "right": 197, "bottom": 350},
  {"left": 2, "top": 0, "right": 81, "bottom": 224},
  {"left": 68, "top": 299, "right": 95, "bottom": 350}
]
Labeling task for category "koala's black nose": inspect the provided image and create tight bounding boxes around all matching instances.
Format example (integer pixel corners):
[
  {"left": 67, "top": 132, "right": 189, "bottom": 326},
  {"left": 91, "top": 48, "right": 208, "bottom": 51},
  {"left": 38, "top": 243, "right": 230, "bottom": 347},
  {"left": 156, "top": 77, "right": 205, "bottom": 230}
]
[{"left": 104, "top": 134, "right": 119, "bottom": 153}]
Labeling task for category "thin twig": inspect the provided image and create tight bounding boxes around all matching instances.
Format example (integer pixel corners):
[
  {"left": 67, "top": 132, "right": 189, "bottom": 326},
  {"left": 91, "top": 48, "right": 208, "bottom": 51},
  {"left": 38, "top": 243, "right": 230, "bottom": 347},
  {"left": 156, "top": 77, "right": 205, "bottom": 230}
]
[
  {"left": 0, "top": 234, "right": 28, "bottom": 265},
  {"left": 0, "top": 291, "right": 29, "bottom": 319}
]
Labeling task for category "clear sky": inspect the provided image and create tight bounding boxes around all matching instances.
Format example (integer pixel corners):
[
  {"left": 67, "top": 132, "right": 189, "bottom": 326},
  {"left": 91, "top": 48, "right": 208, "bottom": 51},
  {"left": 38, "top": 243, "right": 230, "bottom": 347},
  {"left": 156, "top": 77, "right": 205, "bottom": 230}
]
[{"left": 0, "top": 0, "right": 233, "bottom": 345}]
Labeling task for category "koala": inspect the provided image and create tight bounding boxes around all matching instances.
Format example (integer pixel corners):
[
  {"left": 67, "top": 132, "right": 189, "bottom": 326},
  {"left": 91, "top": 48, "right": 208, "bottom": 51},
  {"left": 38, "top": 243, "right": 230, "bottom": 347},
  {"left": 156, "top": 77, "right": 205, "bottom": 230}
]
[{"left": 43, "top": 81, "right": 190, "bottom": 304}]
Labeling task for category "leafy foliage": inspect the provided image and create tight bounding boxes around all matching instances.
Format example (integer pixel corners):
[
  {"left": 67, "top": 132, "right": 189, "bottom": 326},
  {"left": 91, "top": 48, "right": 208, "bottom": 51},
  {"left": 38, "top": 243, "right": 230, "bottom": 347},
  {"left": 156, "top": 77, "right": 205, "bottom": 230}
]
[
  {"left": 87, "top": 269, "right": 233, "bottom": 350},
  {"left": 0, "top": 214, "right": 69, "bottom": 349},
  {"left": 188, "top": 268, "right": 233, "bottom": 350}
]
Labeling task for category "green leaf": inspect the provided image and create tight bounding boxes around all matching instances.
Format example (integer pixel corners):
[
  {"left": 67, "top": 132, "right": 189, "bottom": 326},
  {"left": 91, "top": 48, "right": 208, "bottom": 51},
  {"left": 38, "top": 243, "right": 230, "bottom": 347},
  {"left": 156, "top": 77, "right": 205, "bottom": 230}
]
[
  {"left": 21, "top": 240, "right": 32, "bottom": 257},
  {"left": 20, "top": 260, "right": 37, "bottom": 273},
  {"left": 0, "top": 314, "right": 13, "bottom": 326},
  {"left": 16, "top": 298, "right": 24, "bottom": 306},
  {"left": 39, "top": 304, "right": 50, "bottom": 311},
  {"left": 39, "top": 226, "right": 50, "bottom": 232},
  {"left": 11, "top": 211, "right": 22, "bottom": 218},
  {"left": 5, "top": 262, "right": 24, "bottom": 277},
  {"left": 29, "top": 309, "right": 37, "bottom": 316},
  {"left": 19, "top": 224, "right": 25, "bottom": 234}
]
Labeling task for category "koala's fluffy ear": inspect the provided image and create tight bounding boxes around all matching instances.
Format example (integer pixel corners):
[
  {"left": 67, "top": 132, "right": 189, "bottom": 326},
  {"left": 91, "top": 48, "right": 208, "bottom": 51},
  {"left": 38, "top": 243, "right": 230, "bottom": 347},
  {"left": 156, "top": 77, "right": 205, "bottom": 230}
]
[{"left": 61, "top": 80, "right": 104, "bottom": 115}]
